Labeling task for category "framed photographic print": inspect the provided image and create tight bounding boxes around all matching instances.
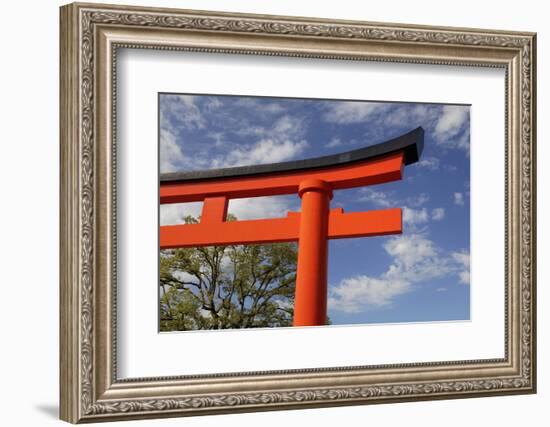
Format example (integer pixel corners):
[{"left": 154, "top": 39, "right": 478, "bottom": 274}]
[{"left": 59, "top": 2, "right": 536, "bottom": 423}]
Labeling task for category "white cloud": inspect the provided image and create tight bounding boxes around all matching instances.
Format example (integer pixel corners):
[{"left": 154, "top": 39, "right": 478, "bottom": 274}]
[
  {"left": 321, "top": 102, "right": 470, "bottom": 153},
  {"left": 329, "top": 234, "right": 448, "bottom": 313},
  {"left": 235, "top": 125, "right": 268, "bottom": 138},
  {"left": 213, "top": 115, "right": 308, "bottom": 168},
  {"left": 383, "top": 234, "right": 442, "bottom": 276},
  {"left": 263, "top": 102, "right": 285, "bottom": 114},
  {"left": 325, "top": 136, "right": 359, "bottom": 149},
  {"left": 205, "top": 97, "right": 223, "bottom": 110},
  {"left": 454, "top": 128, "right": 471, "bottom": 151},
  {"left": 162, "top": 95, "right": 206, "bottom": 130},
  {"left": 329, "top": 276, "right": 409, "bottom": 312},
  {"left": 275, "top": 298, "right": 293, "bottom": 310},
  {"left": 160, "top": 202, "right": 202, "bottom": 226},
  {"left": 433, "top": 105, "right": 470, "bottom": 151},
  {"left": 359, "top": 191, "right": 435, "bottom": 229},
  {"left": 431, "top": 208, "right": 445, "bottom": 221},
  {"left": 434, "top": 105, "right": 469, "bottom": 139},
  {"left": 454, "top": 192, "right": 465, "bottom": 206},
  {"left": 272, "top": 115, "right": 303, "bottom": 135},
  {"left": 403, "top": 207, "right": 429, "bottom": 226},
  {"left": 175, "top": 95, "right": 206, "bottom": 129},
  {"left": 219, "top": 138, "right": 307, "bottom": 167},
  {"left": 407, "top": 193, "right": 430, "bottom": 207},
  {"left": 159, "top": 128, "right": 185, "bottom": 173},
  {"left": 325, "top": 137, "right": 342, "bottom": 148},
  {"left": 329, "top": 233, "right": 470, "bottom": 313},
  {"left": 173, "top": 270, "right": 199, "bottom": 284},
  {"left": 416, "top": 156, "right": 440, "bottom": 170},
  {"left": 159, "top": 196, "right": 296, "bottom": 226},
  {"left": 228, "top": 196, "right": 296, "bottom": 220},
  {"left": 452, "top": 250, "right": 470, "bottom": 284},
  {"left": 234, "top": 98, "right": 285, "bottom": 116},
  {"left": 381, "top": 104, "right": 425, "bottom": 127},
  {"left": 357, "top": 188, "right": 393, "bottom": 207},
  {"left": 323, "top": 102, "right": 390, "bottom": 124},
  {"left": 207, "top": 131, "right": 225, "bottom": 146},
  {"left": 159, "top": 95, "right": 213, "bottom": 172}
]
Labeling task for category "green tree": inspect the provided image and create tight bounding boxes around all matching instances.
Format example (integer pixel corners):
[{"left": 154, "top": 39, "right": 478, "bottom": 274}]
[{"left": 160, "top": 215, "right": 298, "bottom": 331}]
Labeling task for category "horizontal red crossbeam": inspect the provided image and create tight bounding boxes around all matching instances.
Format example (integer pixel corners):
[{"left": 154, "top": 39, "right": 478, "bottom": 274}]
[
  {"left": 160, "top": 207, "right": 402, "bottom": 249},
  {"left": 160, "top": 152, "right": 404, "bottom": 204}
]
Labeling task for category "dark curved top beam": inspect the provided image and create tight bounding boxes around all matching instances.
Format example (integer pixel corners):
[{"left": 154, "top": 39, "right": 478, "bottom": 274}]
[{"left": 160, "top": 126, "right": 424, "bottom": 184}]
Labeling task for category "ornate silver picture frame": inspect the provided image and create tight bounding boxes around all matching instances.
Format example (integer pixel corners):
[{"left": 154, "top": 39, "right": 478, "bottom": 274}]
[{"left": 60, "top": 2, "right": 536, "bottom": 423}]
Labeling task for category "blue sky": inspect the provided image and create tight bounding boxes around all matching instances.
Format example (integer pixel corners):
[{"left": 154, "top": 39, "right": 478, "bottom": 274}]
[{"left": 159, "top": 93, "right": 470, "bottom": 325}]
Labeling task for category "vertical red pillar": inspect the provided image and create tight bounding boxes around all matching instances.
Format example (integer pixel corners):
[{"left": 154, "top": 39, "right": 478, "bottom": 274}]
[
  {"left": 200, "top": 196, "right": 228, "bottom": 223},
  {"left": 293, "top": 179, "right": 333, "bottom": 327}
]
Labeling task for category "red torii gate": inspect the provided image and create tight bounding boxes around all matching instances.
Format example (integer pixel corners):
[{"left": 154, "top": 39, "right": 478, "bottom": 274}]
[{"left": 160, "top": 127, "right": 424, "bottom": 327}]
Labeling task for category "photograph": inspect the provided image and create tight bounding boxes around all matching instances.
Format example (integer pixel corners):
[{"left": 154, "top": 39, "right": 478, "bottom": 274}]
[
  {"left": 56, "top": 2, "right": 536, "bottom": 422},
  {"left": 158, "top": 94, "right": 471, "bottom": 332}
]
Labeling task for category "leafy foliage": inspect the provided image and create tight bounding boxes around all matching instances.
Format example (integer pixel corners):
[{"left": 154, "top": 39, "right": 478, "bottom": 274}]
[{"left": 160, "top": 215, "right": 298, "bottom": 331}]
